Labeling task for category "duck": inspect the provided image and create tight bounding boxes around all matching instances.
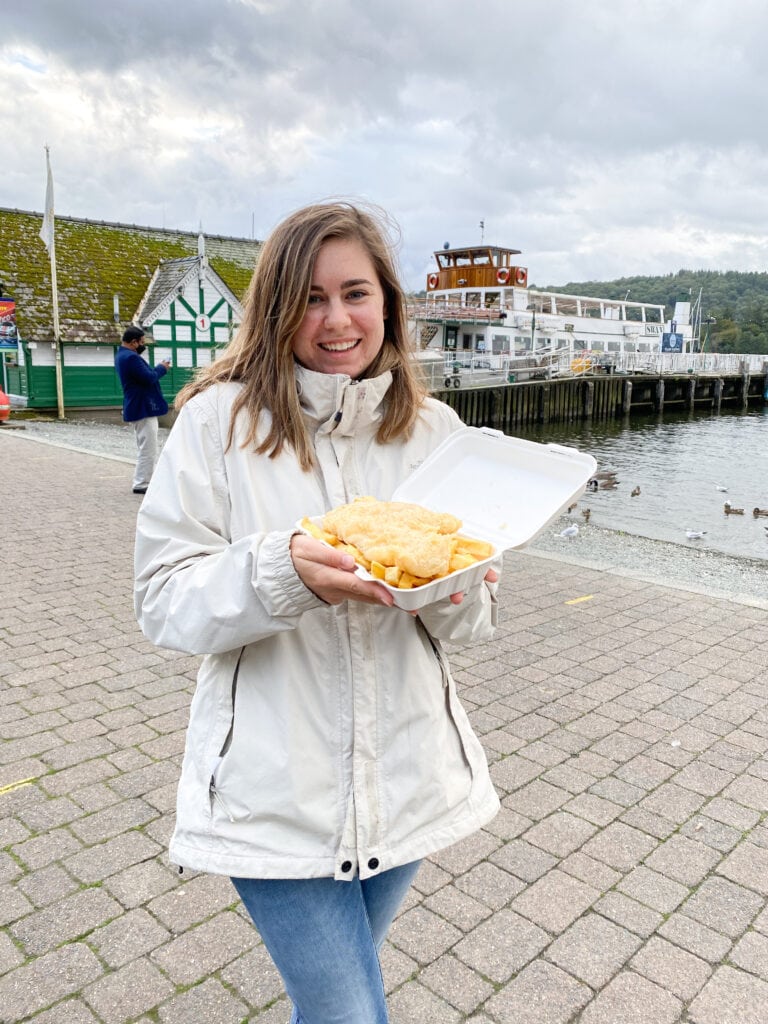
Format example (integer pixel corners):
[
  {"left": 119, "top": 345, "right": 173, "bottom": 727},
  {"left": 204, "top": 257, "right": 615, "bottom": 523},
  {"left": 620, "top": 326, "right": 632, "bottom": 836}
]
[
  {"left": 630, "top": 486, "right": 641, "bottom": 497},
  {"left": 567, "top": 502, "right": 578, "bottom": 514},
  {"left": 752, "top": 507, "right": 768, "bottom": 517},
  {"left": 599, "top": 479, "right": 619, "bottom": 489},
  {"left": 724, "top": 502, "right": 744, "bottom": 515},
  {"left": 587, "top": 469, "right": 618, "bottom": 491},
  {"left": 581, "top": 508, "right": 591, "bottom": 521}
]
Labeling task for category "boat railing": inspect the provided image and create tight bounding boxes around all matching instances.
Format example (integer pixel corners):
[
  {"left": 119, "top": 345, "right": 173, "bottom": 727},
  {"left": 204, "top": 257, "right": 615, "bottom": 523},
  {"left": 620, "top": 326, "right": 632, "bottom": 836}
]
[{"left": 407, "top": 303, "right": 507, "bottom": 323}]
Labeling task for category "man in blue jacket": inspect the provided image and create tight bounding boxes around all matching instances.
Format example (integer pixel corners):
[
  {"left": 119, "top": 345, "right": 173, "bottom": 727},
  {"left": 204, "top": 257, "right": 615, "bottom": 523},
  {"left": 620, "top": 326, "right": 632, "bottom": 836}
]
[{"left": 115, "top": 325, "right": 171, "bottom": 494}]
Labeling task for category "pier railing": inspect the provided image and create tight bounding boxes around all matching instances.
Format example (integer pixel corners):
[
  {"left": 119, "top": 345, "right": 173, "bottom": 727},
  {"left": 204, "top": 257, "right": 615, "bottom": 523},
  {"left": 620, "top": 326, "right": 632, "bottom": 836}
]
[{"left": 415, "top": 350, "right": 768, "bottom": 392}]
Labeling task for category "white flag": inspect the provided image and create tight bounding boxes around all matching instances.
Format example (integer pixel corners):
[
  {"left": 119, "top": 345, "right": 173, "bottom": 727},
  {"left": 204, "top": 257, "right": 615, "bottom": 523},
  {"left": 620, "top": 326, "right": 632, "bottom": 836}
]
[{"left": 39, "top": 148, "right": 55, "bottom": 254}]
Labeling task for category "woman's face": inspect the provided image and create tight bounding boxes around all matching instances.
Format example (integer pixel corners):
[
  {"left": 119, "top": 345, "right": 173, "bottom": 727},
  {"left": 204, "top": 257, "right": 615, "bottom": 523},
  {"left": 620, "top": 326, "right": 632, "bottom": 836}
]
[{"left": 292, "top": 236, "right": 387, "bottom": 378}]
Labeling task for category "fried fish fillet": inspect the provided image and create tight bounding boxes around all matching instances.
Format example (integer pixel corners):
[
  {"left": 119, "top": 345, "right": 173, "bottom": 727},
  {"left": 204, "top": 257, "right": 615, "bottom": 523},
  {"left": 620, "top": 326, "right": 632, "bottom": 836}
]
[{"left": 323, "top": 497, "right": 463, "bottom": 579}]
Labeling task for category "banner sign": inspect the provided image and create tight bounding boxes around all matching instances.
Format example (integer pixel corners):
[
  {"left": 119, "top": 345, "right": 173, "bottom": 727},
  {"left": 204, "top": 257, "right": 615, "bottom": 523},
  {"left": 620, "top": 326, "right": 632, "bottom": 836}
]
[
  {"left": 0, "top": 299, "right": 18, "bottom": 348},
  {"left": 661, "top": 331, "right": 683, "bottom": 353}
]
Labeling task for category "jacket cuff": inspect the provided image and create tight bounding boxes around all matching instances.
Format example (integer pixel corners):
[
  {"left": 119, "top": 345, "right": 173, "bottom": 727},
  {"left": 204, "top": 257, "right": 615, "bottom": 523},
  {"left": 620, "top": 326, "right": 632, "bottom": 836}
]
[{"left": 255, "top": 530, "right": 326, "bottom": 617}]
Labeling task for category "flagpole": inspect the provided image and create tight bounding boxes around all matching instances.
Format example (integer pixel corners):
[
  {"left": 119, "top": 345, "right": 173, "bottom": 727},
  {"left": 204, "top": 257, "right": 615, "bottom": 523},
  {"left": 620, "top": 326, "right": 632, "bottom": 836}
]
[{"left": 40, "top": 145, "right": 65, "bottom": 419}]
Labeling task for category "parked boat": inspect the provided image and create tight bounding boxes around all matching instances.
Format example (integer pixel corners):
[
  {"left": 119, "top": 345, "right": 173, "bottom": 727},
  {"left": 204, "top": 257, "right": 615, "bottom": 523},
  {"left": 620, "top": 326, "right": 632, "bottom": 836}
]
[{"left": 409, "top": 244, "right": 700, "bottom": 383}]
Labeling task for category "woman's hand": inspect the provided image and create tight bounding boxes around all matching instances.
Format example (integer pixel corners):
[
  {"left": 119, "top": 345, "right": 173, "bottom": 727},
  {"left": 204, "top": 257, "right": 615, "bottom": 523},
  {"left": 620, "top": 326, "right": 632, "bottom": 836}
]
[
  {"left": 447, "top": 566, "right": 500, "bottom": 605},
  {"left": 290, "top": 533, "right": 395, "bottom": 607}
]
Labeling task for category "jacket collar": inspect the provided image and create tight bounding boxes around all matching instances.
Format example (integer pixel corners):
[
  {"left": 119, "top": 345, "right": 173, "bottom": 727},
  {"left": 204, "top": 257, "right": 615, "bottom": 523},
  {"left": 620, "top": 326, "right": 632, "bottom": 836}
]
[{"left": 295, "top": 364, "right": 393, "bottom": 436}]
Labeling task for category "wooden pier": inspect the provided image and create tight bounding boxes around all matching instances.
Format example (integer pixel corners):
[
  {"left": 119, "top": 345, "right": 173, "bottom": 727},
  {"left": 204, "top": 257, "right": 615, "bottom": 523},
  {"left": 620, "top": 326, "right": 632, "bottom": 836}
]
[{"left": 434, "top": 370, "right": 768, "bottom": 432}]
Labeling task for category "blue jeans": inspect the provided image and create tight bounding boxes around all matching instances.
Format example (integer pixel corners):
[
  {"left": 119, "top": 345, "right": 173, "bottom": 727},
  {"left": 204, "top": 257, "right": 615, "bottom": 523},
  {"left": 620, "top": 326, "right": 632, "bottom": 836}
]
[{"left": 232, "top": 860, "right": 421, "bottom": 1024}]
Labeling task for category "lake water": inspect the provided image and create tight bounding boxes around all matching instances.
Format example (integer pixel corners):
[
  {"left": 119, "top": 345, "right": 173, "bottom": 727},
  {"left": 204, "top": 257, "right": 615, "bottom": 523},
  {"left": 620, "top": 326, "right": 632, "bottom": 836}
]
[{"left": 515, "top": 407, "right": 768, "bottom": 562}]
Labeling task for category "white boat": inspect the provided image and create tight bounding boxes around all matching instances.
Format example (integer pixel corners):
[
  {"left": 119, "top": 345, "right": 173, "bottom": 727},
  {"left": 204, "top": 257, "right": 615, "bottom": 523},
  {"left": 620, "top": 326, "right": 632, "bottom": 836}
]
[{"left": 409, "top": 244, "right": 700, "bottom": 386}]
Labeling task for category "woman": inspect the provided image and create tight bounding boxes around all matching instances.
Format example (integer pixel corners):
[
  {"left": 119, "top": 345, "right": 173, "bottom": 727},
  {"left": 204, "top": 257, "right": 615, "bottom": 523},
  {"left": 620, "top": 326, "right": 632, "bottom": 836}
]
[{"left": 134, "top": 201, "right": 501, "bottom": 1023}]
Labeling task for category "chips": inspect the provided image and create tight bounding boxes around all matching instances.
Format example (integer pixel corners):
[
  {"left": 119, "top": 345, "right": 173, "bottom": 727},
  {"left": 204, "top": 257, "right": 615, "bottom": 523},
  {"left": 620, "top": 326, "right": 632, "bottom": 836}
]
[{"left": 299, "top": 499, "right": 494, "bottom": 590}]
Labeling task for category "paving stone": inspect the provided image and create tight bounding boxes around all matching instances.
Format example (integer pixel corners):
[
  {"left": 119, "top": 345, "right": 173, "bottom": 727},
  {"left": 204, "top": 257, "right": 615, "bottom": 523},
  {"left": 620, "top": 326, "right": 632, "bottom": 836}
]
[
  {"left": 562, "top": 792, "right": 623, "bottom": 827},
  {"left": 429, "top": 830, "right": 502, "bottom": 875},
  {"left": 688, "top": 963, "right": 768, "bottom": 1024},
  {"left": 149, "top": 872, "right": 240, "bottom": 932},
  {"left": 102, "top": 856, "right": 180, "bottom": 908},
  {"left": 546, "top": 912, "right": 642, "bottom": 987},
  {"left": 0, "top": 943, "right": 103, "bottom": 1021},
  {"left": 424, "top": 883, "right": 493, "bottom": 932},
  {"left": 220, "top": 943, "right": 286, "bottom": 1009},
  {"left": 504, "top": 779, "right": 570, "bottom": 820},
  {"left": 682, "top": 876, "right": 764, "bottom": 937},
  {"left": 11, "top": 885, "right": 122, "bottom": 955},
  {"left": 729, "top": 930, "right": 768, "bottom": 981},
  {"left": 484, "top": 958, "right": 591, "bottom": 1023},
  {"left": 658, "top": 913, "right": 733, "bottom": 964},
  {"left": 64, "top": 831, "right": 162, "bottom": 883},
  {"left": 413, "top": 859, "right": 452, "bottom": 896},
  {"left": 594, "top": 892, "right": 663, "bottom": 938},
  {"left": 379, "top": 941, "right": 419, "bottom": 995},
  {"left": 387, "top": 979, "right": 462, "bottom": 1023},
  {"left": 630, "top": 935, "right": 712, "bottom": 1000},
  {"left": 89, "top": 907, "right": 172, "bottom": 968},
  {"left": 18, "top": 998, "right": 100, "bottom": 1023},
  {"left": 83, "top": 956, "right": 175, "bottom": 1024},
  {"left": 644, "top": 834, "right": 721, "bottom": 886},
  {"left": 559, "top": 850, "right": 622, "bottom": 891},
  {"left": 156, "top": 977, "right": 250, "bottom": 1024},
  {"left": 638, "top": 780, "right": 708, "bottom": 824},
  {"left": 454, "top": 909, "right": 549, "bottom": 984},
  {"left": 419, "top": 954, "right": 495, "bottom": 1015},
  {"left": 454, "top": 861, "right": 526, "bottom": 910},
  {"left": 489, "top": 838, "right": 557, "bottom": 883},
  {"left": 389, "top": 905, "right": 463, "bottom": 966},
  {"left": 717, "top": 841, "right": 768, "bottom": 897},
  {"left": 578, "top": 970, "right": 683, "bottom": 1024},
  {"left": 580, "top": 821, "right": 658, "bottom": 872},
  {"left": 524, "top": 810, "right": 598, "bottom": 857},
  {"left": 512, "top": 867, "right": 599, "bottom": 933}
]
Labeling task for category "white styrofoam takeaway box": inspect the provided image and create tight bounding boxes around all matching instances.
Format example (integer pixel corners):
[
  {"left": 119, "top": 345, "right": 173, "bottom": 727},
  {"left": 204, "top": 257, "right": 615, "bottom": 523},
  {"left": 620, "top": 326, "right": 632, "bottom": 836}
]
[{"left": 305, "top": 427, "right": 597, "bottom": 611}]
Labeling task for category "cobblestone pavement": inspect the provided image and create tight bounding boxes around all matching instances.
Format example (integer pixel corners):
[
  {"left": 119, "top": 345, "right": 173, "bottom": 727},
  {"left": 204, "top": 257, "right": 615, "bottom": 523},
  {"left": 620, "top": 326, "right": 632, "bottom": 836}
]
[{"left": 2, "top": 428, "right": 768, "bottom": 1024}]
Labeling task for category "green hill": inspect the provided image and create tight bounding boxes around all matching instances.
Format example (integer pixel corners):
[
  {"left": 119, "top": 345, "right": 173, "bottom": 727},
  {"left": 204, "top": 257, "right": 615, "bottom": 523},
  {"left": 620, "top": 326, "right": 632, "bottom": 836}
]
[{"left": 539, "top": 269, "right": 768, "bottom": 354}]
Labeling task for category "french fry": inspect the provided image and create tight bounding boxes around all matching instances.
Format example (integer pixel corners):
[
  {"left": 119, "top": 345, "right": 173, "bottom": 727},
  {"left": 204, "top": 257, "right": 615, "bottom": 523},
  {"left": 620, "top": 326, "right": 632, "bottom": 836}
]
[
  {"left": 384, "top": 565, "right": 402, "bottom": 586},
  {"left": 370, "top": 561, "right": 387, "bottom": 580},
  {"left": 454, "top": 536, "right": 494, "bottom": 559},
  {"left": 300, "top": 517, "right": 340, "bottom": 546}
]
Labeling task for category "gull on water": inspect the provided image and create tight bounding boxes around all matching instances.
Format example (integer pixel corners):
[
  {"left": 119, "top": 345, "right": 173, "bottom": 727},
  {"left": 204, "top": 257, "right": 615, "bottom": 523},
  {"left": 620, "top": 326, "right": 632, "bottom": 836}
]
[
  {"left": 715, "top": 484, "right": 728, "bottom": 492},
  {"left": 685, "top": 530, "right": 707, "bottom": 540},
  {"left": 559, "top": 524, "right": 579, "bottom": 540}
]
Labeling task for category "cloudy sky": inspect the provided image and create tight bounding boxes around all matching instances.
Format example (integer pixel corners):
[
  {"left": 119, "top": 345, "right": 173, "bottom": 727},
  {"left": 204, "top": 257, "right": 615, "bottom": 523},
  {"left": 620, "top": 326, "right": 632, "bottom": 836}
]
[{"left": 4, "top": 0, "right": 768, "bottom": 291}]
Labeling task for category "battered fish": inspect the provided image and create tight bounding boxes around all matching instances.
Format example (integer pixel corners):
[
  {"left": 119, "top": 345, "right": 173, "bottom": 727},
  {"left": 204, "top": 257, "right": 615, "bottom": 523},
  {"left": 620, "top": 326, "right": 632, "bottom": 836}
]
[{"left": 323, "top": 497, "right": 463, "bottom": 579}]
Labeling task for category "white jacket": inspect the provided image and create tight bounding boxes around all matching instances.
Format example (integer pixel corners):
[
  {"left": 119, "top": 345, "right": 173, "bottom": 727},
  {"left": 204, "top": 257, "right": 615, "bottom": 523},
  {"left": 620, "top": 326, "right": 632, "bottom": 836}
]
[{"left": 134, "top": 366, "right": 500, "bottom": 881}]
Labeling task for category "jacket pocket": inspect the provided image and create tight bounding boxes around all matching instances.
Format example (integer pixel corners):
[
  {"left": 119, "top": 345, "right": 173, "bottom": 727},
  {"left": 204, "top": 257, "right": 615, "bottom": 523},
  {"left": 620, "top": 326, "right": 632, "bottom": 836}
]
[{"left": 207, "top": 647, "right": 244, "bottom": 820}]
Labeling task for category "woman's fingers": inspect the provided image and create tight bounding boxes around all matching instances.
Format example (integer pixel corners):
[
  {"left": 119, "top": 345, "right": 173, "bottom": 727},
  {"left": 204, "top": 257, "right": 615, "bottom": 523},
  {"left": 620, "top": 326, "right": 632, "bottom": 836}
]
[{"left": 290, "top": 534, "right": 394, "bottom": 606}]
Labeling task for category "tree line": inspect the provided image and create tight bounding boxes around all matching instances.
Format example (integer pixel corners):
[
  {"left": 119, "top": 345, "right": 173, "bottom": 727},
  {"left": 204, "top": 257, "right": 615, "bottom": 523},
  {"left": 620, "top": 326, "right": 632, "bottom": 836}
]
[{"left": 542, "top": 269, "right": 768, "bottom": 354}]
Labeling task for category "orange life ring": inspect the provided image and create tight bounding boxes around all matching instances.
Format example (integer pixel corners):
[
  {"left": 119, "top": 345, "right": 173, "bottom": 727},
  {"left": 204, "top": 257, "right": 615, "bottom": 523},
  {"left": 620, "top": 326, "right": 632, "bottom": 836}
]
[
  {"left": 515, "top": 267, "right": 527, "bottom": 286},
  {"left": 427, "top": 273, "right": 439, "bottom": 289},
  {"left": 496, "top": 267, "right": 510, "bottom": 284}
]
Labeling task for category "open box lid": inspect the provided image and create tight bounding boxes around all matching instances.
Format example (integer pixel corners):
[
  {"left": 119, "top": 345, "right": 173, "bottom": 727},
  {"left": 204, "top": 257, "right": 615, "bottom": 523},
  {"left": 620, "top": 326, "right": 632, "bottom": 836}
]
[{"left": 392, "top": 427, "right": 597, "bottom": 551}]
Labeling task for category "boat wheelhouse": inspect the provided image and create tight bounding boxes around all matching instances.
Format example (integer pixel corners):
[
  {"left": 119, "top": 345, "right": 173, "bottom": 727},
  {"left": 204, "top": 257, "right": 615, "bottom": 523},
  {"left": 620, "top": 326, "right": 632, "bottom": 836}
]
[{"left": 410, "top": 244, "right": 699, "bottom": 380}]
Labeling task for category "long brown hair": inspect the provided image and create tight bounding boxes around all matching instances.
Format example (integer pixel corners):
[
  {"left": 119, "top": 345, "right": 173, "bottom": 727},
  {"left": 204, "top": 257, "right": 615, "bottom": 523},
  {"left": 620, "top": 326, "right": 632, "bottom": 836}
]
[{"left": 176, "top": 201, "right": 426, "bottom": 471}]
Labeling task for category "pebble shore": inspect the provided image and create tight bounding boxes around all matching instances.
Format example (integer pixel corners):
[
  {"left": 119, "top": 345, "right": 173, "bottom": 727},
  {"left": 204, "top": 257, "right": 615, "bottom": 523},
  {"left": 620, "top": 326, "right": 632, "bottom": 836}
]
[{"left": 7, "top": 415, "right": 767, "bottom": 610}]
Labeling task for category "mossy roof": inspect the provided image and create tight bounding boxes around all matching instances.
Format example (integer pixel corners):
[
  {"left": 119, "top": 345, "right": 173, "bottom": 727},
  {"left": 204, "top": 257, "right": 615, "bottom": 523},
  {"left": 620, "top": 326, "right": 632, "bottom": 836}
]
[{"left": 0, "top": 208, "right": 261, "bottom": 344}]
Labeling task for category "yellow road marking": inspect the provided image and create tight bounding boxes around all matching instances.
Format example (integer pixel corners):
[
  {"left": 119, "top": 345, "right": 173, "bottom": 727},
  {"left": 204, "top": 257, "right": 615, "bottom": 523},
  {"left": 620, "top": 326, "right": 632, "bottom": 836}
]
[
  {"left": 565, "top": 595, "right": 594, "bottom": 605},
  {"left": 0, "top": 777, "right": 37, "bottom": 796}
]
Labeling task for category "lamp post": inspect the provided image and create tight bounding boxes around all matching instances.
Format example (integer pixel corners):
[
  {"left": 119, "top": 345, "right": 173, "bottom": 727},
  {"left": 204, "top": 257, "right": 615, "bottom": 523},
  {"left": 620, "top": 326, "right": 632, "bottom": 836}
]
[
  {"left": 702, "top": 316, "right": 716, "bottom": 353},
  {"left": 526, "top": 302, "right": 537, "bottom": 353}
]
